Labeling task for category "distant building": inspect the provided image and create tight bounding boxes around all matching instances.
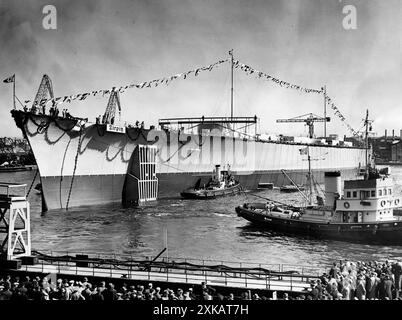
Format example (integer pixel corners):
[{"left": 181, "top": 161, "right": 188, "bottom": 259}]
[
  {"left": 0, "top": 137, "right": 35, "bottom": 165},
  {"left": 370, "top": 129, "right": 402, "bottom": 163},
  {"left": 391, "top": 141, "right": 402, "bottom": 163}
]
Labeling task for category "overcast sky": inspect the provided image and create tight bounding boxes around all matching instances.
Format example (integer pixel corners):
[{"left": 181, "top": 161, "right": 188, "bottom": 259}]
[{"left": 0, "top": 0, "right": 401, "bottom": 138}]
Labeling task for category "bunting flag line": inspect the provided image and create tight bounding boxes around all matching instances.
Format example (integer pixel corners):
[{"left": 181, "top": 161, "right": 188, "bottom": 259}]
[
  {"left": 23, "top": 59, "right": 229, "bottom": 108},
  {"left": 233, "top": 60, "right": 323, "bottom": 95},
  {"left": 324, "top": 93, "right": 359, "bottom": 137}
]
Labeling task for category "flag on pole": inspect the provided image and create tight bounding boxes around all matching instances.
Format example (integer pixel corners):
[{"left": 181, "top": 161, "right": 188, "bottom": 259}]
[{"left": 3, "top": 74, "right": 15, "bottom": 83}]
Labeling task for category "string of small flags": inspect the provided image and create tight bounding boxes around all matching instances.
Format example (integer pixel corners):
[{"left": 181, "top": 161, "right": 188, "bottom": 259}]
[
  {"left": 324, "top": 93, "right": 359, "bottom": 137},
  {"left": 232, "top": 60, "right": 359, "bottom": 136},
  {"left": 233, "top": 60, "right": 323, "bottom": 94},
  {"left": 24, "top": 59, "right": 229, "bottom": 108}
]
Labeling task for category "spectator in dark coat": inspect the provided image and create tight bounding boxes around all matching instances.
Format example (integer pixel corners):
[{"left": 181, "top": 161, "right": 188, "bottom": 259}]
[
  {"left": 356, "top": 277, "right": 366, "bottom": 300},
  {"left": 91, "top": 287, "right": 104, "bottom": 301},
  {"left": 102, "top": 283, "right": 118, "bottom": 301},
  {"left": 0, "top": 283, "right": 12, "bottom": 300},
  {"left": 392, "top": 262, "right": 402, "bottom": 298},
  {"left": 383, "top": 275, "right": 394, "bottom": 300}
]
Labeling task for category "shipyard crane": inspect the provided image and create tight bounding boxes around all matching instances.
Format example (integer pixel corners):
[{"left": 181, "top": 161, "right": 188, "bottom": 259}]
[
  {"left": 32, "top": 74, "right": 54, "bottom": 107},
  {"left": 276, "top": 113, "right": 331, "bottom": 139},
  {"left": 102, "top": 90, "right": 121, "bottom": 125}
]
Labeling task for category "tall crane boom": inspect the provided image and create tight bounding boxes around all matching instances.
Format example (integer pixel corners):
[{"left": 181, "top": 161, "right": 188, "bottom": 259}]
[
  {"left": 32, "top": 74, "right": 54, "bottom": 107},
  {"left": 102, "top": 90, "right": 121, "bottom": 125},
  {"left": 277, "top": 113, "right": 330, "bottom": 139}
]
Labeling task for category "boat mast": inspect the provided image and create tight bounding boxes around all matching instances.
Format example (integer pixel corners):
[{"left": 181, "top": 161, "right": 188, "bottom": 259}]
[
  {"left": 364, "top": 109, "right": 369, "bottom": 179},
  {"left": 323, "top": 85, "right": 327, "bottom": 138},
  {"left": 229, "top": 49, "right": 234, "bottom": 120},
  {"left": 307, "top": 146, "right": 312, "bottom": 205}
]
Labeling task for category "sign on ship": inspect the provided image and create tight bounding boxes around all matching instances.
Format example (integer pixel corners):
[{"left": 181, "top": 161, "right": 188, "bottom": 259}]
[{"left": 106, "top": 124, "right": 126, "bottom": 134}]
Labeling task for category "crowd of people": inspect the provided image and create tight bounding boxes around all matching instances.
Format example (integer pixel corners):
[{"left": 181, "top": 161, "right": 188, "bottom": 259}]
[
  {"left": 23, "top": 104, "right": 72, "bottom": 119},
  {"left": 301, "top": 260, "right": 402, "bottom": 300},
  {"left": 0, "top": 275, "right": 258, "bottom": 301},
  {"left": 1, "top": 260, "right": 401, "bottom": 301}
]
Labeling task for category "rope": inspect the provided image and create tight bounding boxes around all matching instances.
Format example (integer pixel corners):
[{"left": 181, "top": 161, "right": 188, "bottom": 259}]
[
  {"left": 65, "top": 127, "right": 83, "bottom": 210},
  {"left": 59, "top": 139, "right": 72, "bottom": 209},
  {"left": 26, "top": 169, "right": 39, "bottom": 197},
  {"left": 247, "top": 193, "right": 301, "bottom": 210}
]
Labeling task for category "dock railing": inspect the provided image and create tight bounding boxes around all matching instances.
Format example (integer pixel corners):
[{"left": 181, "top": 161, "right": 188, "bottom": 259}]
[{"left": 11, "top": 250, "right": 327, "bottom": 293}]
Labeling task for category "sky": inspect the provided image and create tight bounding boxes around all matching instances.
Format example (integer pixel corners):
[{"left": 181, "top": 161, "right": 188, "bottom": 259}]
[{"left": 0, "top": 0, "right": 401, "bottom": 138}]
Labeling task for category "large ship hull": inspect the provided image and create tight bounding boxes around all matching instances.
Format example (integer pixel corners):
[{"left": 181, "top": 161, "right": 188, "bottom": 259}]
[{"left": 12, "top": 111, "right": 367, "bottom": 211}]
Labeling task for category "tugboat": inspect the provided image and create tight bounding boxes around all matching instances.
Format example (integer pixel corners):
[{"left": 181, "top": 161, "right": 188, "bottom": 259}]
[
  {"left": 180, "top": 165, "right": 242, "bottom": 199},
  {"left": 236, "top": 111, "right": 402, "bottom": 243}
]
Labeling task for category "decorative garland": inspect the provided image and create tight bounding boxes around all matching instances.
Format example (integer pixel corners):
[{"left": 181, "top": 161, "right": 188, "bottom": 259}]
[
  {"left": 23, "top": 59, "right": 229, "bottom": 108},
  {"left": 324, "top": 94, "right": 359, "bottom": 137},
  {"left": 233, "top": 60, "right": 323, "bottom": 94}
]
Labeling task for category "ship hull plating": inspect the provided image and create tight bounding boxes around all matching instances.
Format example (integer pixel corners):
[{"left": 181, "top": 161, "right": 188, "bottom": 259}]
[
  {"left": 12, "top": 111, "right": 368, "bottom": 211},
  {"left": 40, "top": 169, "right": 359, "bottom": 210}
]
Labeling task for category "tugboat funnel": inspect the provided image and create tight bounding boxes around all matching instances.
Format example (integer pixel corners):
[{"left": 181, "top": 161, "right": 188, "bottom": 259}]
[
  {"left": 215, "top": 165, "right": 221, "bottom": 181},
  {"left": 324, "top": 171, "right": 341, "bottom": 207}
]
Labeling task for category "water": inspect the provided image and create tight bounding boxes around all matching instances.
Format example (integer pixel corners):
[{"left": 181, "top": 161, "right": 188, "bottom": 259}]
[{"left": 2, "top": 166, "right": 402, "bottom": 270}]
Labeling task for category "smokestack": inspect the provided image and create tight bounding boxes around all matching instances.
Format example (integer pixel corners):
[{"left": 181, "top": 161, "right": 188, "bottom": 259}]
[
  {"left": 393, "top": 130, "right": 395, "bottom": 138},
  {"left": 215, "top": 165, "right": 221, "bottom": 181},
  {"left": 325, "top": 172, "right": 341, "bottom": 207},
  {"left": 385, "top": 129, "right": 387, "bottom": 139},
  {"left": 400, "top": 129, "right": 402, "bottom": 139}
]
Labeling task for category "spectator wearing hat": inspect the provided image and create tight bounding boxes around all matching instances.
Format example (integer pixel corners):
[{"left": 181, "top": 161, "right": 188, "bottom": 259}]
[
  {"left": 161, "top": 290, "right": 169, "bottom": 300},
  {"left": 310, "top": 280, "right": 319, "bottom": 300},
  {"left": 356, "top": 276, "right": 366, "bottom": 300},
  {"left": 0, "top": 282, "right": 12, "bottom": 300},
  {"left": 392, "top": 262, "right": 402, "bottom": 298},
  {"left": 82, "top": 277, "right": 90, "bottom": 288},
  {"left": 329, "top": 281, "right": 342, "bottom": 300},
  {"left": 81, "top": 283, "right": 93, "bottom": 301},
  {"left": 341, "top": 277, "right": 352, "bottom": 300},
  {"left": 383, "top": 275, "right": 394, "bottom": 300},
  {"left": 60, "top": 285, "right": 71, "bottom": 300},
  {"left": 329, "top": 263, "right": 339, "bottom": 279},
  {"left": 147, "top": 283, "right": 155, "bottom": 295},
  {"left": 98, "top": 281, "right": 106, "bottom": 293},
  {"left": 91, "top": 287, "right": 104, "bottom": 301},
  {"left": 188, "top": 287, "right": 196, "bottom": 300},
  {"left": 177, "top": 288, "right": 184, "bottom": 300},
  {"left": 183, "top": 291, "right": 192, "bottom": 300},
  {"left": 153, "top": 287, "right": 161, "bottom": 299}
]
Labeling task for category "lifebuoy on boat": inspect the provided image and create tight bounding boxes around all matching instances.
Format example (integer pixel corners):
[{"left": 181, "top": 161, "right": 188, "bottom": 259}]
[
  {"left": 380, "top": 200, "right": 387, "bottom": 207},
  {"left": 395, "top": 199, "right": 400, "bottom": 206},
  {"left": 344, "top": 202, "right": 350, "bottom": 209}
]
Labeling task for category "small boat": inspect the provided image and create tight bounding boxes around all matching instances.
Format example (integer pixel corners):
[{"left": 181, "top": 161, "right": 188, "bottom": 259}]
[
  {"left": 280, "top": 185, "right": 305, "bottom": 193},
  {"left": 236, "top": 111, "right": 402, "bottom": 243},
  {"left": 0, "top": 164, "right": 33, "bottom": 172},
  {"left": 181, "top": 165, "right": 242, "bottom": 199},
  {"left": 258, "top": 183, "right": 274, "bottom": 190}
]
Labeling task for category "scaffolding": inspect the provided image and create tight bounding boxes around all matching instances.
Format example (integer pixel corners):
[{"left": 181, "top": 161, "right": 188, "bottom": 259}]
[{"left": 0, "top": 182, "right": 31, "bottom": 260}]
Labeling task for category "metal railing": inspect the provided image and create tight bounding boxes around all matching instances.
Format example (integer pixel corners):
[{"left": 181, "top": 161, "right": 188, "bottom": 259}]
[
  {"left": 33, "top": 249, "right": 326, "bottom": 276},
  {"left": 11, "top": 250, "right": 327, "bottom": 293}
]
